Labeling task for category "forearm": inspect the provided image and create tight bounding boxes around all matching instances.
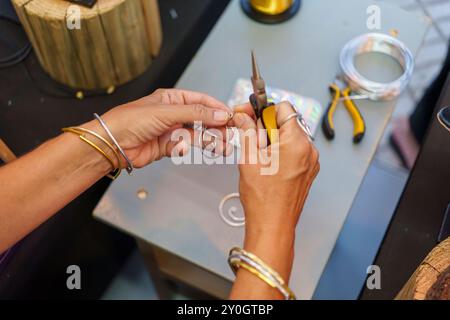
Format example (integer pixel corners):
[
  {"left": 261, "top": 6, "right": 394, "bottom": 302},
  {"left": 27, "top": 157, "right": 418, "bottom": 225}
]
[
  {"left": 229, "top": 226, "right": 295, "bottom": 300},
  {"left": 0, "top": 122, "right": 111, "bottom": 253}
]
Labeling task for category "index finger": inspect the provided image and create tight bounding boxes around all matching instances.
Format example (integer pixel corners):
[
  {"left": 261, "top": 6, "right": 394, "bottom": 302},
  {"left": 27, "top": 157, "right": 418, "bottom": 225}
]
[
  {"left": 158, "top": 89, "right": 230, "bottom": 111},
  {"left": 233, "top": 102, "right": 256, "bottom": 120}
]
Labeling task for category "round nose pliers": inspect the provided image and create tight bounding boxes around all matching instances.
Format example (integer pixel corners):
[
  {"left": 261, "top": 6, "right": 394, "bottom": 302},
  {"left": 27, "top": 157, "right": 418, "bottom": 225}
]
[{"left": 249, "top": 51, "right": 278, "bottom": 145}]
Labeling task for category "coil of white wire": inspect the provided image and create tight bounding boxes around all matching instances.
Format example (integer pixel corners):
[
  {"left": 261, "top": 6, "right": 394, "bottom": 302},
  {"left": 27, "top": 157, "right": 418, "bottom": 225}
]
[{"left": 339, "top": 33, "right": 414, "bottom": 101}]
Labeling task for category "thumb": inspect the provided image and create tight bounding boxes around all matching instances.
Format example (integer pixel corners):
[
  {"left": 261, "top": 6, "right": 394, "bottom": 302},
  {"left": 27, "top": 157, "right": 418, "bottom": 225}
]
[
  {"left": 232, "top": 113, "right": 258, "bottom": 163},
  {"left": 157, "top": 104, "right": 233, "bottom": 127}
]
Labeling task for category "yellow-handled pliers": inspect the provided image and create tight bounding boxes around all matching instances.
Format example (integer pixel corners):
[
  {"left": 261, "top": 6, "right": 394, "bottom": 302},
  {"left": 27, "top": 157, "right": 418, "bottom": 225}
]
[
  {"left": 322, "top": 77, "right": 366, "bottom": 143},
  {"left": 249, "top": 51, "right": 278, "bottom": 145}
]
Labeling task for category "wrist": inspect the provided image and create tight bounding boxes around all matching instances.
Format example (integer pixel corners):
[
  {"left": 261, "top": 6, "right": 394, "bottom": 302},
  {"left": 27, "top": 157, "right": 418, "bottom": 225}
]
[
  {"left": 243, "top": 225, "right": 296, "bottom": 281},
  {"left": 81, "top": 120, "right": 124, "bottom": 169},
  {"left": 60, "top": 131, "right": 113, "bottom": 178}
]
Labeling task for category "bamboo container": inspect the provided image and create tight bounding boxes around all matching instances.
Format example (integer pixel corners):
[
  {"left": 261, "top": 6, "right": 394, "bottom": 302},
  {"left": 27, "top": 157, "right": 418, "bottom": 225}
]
[{"left": 12, "top": 0, "right": 163, "bottom": 90}]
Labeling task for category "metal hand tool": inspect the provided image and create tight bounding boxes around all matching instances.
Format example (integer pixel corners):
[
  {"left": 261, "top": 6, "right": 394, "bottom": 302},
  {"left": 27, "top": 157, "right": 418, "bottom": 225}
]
[
  {"left": 249, "top": 52, "right": 278, "bottom": 144},
  {"left": 322, "top": 76, "right": 366, "bottom": 143}
]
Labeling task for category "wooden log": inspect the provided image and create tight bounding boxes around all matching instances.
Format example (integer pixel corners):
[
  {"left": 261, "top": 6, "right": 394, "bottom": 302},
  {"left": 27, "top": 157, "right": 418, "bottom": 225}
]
[
  {"left": 141, "top": 0, "right": 163, "bottom": 56},
  {"left": 396, "top": 237, "right": 450, "bottom": 300},
  {"left": 12, "top": 0, "right": 162, "bottom": 90}
]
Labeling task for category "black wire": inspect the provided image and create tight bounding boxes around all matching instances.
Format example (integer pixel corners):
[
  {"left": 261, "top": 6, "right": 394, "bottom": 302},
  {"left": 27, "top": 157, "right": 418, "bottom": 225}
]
[
  {"left": 0, "top": 13, "right": 115, "bottom": 99},
  {"left": 0, "top": 42, "right": 31, "bottom": 68},
  {"left": 0, "top": 16, "right": 31, "bottom": 68}
]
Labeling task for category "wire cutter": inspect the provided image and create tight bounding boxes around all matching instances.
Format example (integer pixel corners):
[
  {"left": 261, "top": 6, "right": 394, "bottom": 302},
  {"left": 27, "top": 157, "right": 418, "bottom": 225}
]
[
  {"left": 249, "top": 51, "right": 278, "bottom": 144},
  {"left": 322, "top": 77, "right": 366, "bottom": 143}
]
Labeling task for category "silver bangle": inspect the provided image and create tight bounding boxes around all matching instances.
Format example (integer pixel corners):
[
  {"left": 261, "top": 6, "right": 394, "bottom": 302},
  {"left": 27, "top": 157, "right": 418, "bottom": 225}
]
[
  {"left": 229, "top": 254, "right": 293, "bottom": 300},
  {"left": 228, "top": 248, "right": 296, "bottom": 300},
  {"left": 437, "top": 107, "right": 450, "bottom": 133},
  {"left": 94, "top": 113, "right": 133, "bottom": 174},
  {"left": 340, "top": 33, "right": 414, "bottom": 101},
  {"left": 278, "top": 112, "right": 298, "bottom": 128}
]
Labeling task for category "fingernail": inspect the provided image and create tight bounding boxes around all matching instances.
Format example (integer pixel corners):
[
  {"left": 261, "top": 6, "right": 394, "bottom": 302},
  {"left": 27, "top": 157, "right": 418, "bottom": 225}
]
[{"left": 214, "top": 111, "right": 230, "bottom": 121}]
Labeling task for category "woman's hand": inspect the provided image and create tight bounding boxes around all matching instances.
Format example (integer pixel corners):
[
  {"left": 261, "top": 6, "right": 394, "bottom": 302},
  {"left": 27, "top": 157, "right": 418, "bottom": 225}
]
[
  {"left": 229, "top": 101, "right": 320, "bottom": 299},
  {"left": 84, "top": 89, "right": 233, "bottom": 168},
  {"left": 0, "top": 88, "right": 233, "bottom": 254},
  {"left": 236, "top": 101, "right": 319, "bottom": 241}
]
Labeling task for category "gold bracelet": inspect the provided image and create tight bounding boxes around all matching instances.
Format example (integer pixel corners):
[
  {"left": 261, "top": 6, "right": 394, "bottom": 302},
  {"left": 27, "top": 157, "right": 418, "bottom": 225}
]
[
  {"left": 229, "top": 257, "right": 296, "bottom": 299},
  {"left": 228, "top": 247, "right": 296, "bottom": 300},
  {"left": 231, "top": 260, "right": 280, "bottom": 288},
  {"left": 63, "top": 127, "right": 122, "bottom": 162},
  {"left": 232, "top": 247, "right": 287, "bottom": 285},
  {"left": 62, "top": 127, "right": 121, "bottom": 180}
]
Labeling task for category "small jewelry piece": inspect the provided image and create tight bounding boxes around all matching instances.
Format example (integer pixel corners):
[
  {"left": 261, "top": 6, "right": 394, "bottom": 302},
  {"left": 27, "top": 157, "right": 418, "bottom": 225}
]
[
  {"left": 228, "top": 247, "right": 296, "bottom": 300},
  {"left": 94, "top": 113, "right": 134, "bottom": 174},
  {"left": 198, "top": 126, "right": 222, "bottom": 159},
  {"left": 219, "top": 193, "right": 244, "bottom": 227},
  {"left": 204, "top": 140, "right": 217, "bottom": 154},
  {"left": 279, "top": 112, "right": 314, "bottom": 141}
]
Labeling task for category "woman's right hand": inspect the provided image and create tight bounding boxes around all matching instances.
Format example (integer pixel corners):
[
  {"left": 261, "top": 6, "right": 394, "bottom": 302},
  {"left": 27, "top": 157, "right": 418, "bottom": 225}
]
[{"left": 229, "top": 101, "right": 319, "bottom": 299}]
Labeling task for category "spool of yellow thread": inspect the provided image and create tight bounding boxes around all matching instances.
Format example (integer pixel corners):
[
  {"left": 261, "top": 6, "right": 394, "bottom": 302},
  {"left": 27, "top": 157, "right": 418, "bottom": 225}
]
[{"left": 241, "top": 0, "right": 301, "bottom": 24}]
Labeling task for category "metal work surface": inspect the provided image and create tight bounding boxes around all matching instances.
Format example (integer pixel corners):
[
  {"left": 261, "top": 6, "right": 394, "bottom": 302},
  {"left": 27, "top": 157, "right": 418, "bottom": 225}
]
[{"left": 94, "top": 0, "right": 427, "bottom": 299}]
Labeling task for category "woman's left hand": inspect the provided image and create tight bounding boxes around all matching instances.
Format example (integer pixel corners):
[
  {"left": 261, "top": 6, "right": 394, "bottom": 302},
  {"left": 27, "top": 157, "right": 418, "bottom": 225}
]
[{"left": 84, "top": 89, "right": 233, "bottom": 168}]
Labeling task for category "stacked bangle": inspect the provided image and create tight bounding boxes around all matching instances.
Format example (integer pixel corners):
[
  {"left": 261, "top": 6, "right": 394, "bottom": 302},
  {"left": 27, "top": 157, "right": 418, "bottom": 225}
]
[
  {"left": 94, "top": 113, "right": 134, "bottom": 174},
  {"left": 62, "top": 127, "right": 121, "bottom": 180},
  {"left": 228, "top": 247, "right": 296, "bottom": 300}
]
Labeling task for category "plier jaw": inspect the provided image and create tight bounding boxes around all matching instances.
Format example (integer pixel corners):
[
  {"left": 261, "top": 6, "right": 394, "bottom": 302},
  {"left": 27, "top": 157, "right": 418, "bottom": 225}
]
[
  {"left": 249, "top": 51, "right": 278, "bottom": 144},
  {"left": 250, "top": 51, "right": 269, "bottom": 118}
]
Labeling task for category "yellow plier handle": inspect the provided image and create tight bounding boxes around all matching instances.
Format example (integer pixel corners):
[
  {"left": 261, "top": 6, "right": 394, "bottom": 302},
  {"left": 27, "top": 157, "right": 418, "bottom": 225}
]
[
  {"left": 341, "top": 87, "right": 365, "bottom": 143},
  {"left": 250, "top": 94, "right": 278, "bottom": 144},
  {"left": 261, "top": 104, "right": 278, "bottom": 144},
  {"left": 322, "top": 83, "right": 365, "bottom": 143},
  {"left": 322, "top": 83, "right": 340, "bottom": 140}
]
